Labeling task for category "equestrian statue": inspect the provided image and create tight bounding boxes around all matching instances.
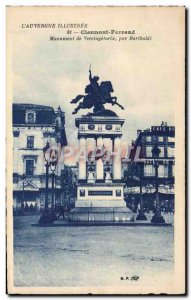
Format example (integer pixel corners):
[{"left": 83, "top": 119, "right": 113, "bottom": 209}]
[{"left": 70, "top": 66, "right": 124, "bottom": 116}]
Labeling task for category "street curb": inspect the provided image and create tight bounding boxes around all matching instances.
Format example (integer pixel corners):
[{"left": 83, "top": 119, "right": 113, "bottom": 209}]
[{"left": 31, "top": 222, "right": 172, "bottom": 227}]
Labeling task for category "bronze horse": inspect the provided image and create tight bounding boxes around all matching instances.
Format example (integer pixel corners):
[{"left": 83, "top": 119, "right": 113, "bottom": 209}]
[{"left": 70, "top": 80, "right": 124, "bottom": 115}]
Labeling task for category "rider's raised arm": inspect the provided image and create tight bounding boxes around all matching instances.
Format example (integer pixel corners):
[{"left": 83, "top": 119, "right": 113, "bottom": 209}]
[{"left": 89, "top": 69, "right": 92, "bottom": 83}]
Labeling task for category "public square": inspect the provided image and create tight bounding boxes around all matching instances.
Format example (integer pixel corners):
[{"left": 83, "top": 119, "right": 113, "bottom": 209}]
[{"left": 14, "top": 214, "right": 174, "bottom": 287}]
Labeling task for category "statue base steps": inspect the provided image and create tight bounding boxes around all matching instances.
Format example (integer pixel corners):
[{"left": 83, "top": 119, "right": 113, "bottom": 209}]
[
  {"left": 75, "top": 199, "right": 126, "bottom": 208},
  {"left": 68, "top": 207, "right": 134, "bottom": 222}
]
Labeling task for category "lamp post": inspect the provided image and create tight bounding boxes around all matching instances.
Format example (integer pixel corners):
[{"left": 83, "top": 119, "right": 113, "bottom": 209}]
[
  {"left": 51, "top": 170, "right": 55, "bottom": 210},
  {"left": 151, "top": 144, "right": 165, "bottom": 224},
  {"left": 39, "top": 141, "right": 56, "bottom": 224},
  {"left": 62, "top": 169, "right": 68, "bottom": 210},
  {"left": 136, "top": 163, "right": 147, "bottom": 221},
  {"left": 20, "top": 174, "right": 26, "bottom": 215},
  {"left": 50, "top": 159, "right": 58, "bottom": 221},
  {"left": 44, "top": 160, "right": 49, "bottom": 209}
]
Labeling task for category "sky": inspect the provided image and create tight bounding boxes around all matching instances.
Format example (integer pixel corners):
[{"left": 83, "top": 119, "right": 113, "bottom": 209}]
[{"left": 9, "top": 7, "right": 184, "bottom": 148}]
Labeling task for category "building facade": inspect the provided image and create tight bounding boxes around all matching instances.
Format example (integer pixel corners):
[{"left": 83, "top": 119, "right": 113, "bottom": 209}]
[
  {"left": 13, "top": 103, "right": 67, "bottom": 212},
  {"left": 123, "top": 122, "right": 175, "bottom": 212}
]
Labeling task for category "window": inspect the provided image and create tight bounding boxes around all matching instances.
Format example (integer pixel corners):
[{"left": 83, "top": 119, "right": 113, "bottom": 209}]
[
  {"left": 26, "top": 111, "right": 36, "bottom": 123},
  {"left": 168, "top": 136, "right": 174, "bottom": 143},
  {"left": 27, "top": 136, "right": 34, "bottom": 149},
  {"left": 144, "top": 164, "right": 154, "bottom": 176},
  {"left": 146, "top": 136, "right": 151, "bottom": 142},
  {"left": 158, "top": 146, "right": 164, "bottom": 157},
  {"left": 158, "top": 165, "right": 165, "bottom": 178},
  {"left": 26, "top": 159, "right": 34, "bottom": 175},
  {"left": 164, "top": 165, "right": 168, "bottom": 178},
  {"left": 158, "top": 136, "right": 163, "bottom": 142},
  {"left": 167, "top": 146, "right": 174, "bottom": 157},
  {"left": 146, "top": 146, "right": 152, "bottom": 157},
  {"left": 27, "top": 113, "right": 35, "bottom": 123},
  {"left": 172, "top": 164, "right": 175, "bottom": 177}
]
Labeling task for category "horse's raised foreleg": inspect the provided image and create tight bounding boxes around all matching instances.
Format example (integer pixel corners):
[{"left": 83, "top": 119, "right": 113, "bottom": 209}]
[{"left": 110, "top": 97, "right": 124, "bottom": 110}]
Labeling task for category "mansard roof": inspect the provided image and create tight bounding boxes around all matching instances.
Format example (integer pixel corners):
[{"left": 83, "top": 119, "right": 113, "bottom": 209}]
[
  {"left": 13, "top": 103, "right": 54, "bottom": 110},
  {"left": 13, "top": 103, "right": 56, "bottom": 125}
]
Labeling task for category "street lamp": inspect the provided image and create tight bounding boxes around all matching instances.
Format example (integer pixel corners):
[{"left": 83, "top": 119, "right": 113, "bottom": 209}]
[
  {"left": 151, "top": 144, "right": 165, "bottom": 224},
  {"left": 136, "top": 163, "right": 147, "bottom": 221},
  {"left": 49, "top": 149, "right": 58, "bottom": 221},
  {"left": 62, "top": 169, "right": 68, "bottom": 211},
  {"left": 20, "top": 174, "right": 26, "bottom": 215},
  {"left": 39, "top": 142, "right": 58, "bottom": 224},
  {"left": 44, "top": 143, "right": 50, "bottom": 210}
]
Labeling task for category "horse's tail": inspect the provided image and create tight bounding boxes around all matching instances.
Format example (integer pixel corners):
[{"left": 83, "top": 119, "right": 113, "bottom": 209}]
[
  {"left": 115, "top": 101, "right": 124, "bottom": 110},
  {"left": 70, "top": 95, "right": 84, "bottom": 104}
]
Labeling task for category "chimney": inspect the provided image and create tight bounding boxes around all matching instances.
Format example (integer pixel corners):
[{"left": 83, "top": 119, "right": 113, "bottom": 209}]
[{"left": 137, "top": 130, "right": 141, "bottom": 137}]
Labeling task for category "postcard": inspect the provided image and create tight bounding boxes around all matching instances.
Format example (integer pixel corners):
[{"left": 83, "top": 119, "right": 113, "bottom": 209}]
[{"left": 6, "top": 6, "right": 185, "bottom": 295}]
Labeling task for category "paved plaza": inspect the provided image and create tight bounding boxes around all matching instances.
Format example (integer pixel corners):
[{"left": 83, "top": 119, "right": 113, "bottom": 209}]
[{"left": 14, "top": 214, "right": 174, "bottom": 287}]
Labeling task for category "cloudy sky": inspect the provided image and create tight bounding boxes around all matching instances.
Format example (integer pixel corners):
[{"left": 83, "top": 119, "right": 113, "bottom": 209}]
[{"left": 8, "top": 7, "right": 184, "bottom": 148}]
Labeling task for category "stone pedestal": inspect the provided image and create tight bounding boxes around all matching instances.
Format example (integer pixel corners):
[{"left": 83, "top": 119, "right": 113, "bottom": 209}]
[
  {"left": 68, "top": 207, "right": 134, "bottom": 222},
  {"left": 69, "top": 115, "right": 134, "bottom": 223}
]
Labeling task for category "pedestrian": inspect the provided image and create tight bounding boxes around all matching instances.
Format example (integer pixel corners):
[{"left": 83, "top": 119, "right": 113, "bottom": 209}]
[
  {"left": 30, "top": 203, "right": 33, "bottom": 213},
  {"left": 57, "top": 205, "right": 65, "bottom": 219}
]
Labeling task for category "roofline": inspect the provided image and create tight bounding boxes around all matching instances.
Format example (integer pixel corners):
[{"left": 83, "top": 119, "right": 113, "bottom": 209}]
[{"left": 13, "top": 103, "right": 54, "bottom": 110}]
